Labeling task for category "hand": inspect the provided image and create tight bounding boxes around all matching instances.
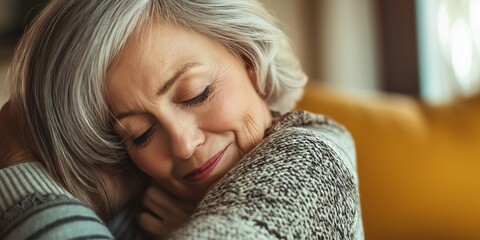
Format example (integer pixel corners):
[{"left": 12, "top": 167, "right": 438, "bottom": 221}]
[
  {"left": 0, "top": 100, "right": 34, "bottom": 168},
  {"left": 100, "top": 164, "right": 149, "bottom": 219},
  {"left": 138, "top": 185, "right": 195, "bottom": 239}
]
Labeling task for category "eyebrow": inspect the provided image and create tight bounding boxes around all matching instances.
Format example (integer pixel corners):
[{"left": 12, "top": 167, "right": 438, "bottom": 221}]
[
  {"left": 157, "top": 62, "right": 201, "bottom": 96},
  {"left": 115, "top": 62, "right": 201, "bottom": 120}
]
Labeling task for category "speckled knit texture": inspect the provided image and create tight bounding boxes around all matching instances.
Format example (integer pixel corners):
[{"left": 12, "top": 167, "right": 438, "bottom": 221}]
[{"left": 170, "top": 110, "right": 364, "bottom": 239}]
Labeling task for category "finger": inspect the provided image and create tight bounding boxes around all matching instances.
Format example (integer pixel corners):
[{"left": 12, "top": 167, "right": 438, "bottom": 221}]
[
  {"left": 143, "top": 196, "right": 190, "bottom": 227},
  {"left": 143, "top": 195, "right": 168, "bottom": 222},
  {"left": 151, "top": 181, "right": 197, "bottom": 211},
  {"left": 101, "top": 168, "right": 147, "bottom": 212},
  {"left": 145, "top": 186, "right": 192, "bottom": 216},
  {"left": 148, "top": 183, "right": 197, "bottom": 213},
  {"left": 177, "top": 201, "right": 196, "bottom": 214},
  {"left": 138, "top": 211, "right": 170, "bottom": 239}
]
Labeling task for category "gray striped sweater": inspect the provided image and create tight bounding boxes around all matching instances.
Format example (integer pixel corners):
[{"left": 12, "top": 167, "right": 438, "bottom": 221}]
[
  {"left": 0, "top": 164, "right": 144, "bottom": 239},
  {"left": 0, "top": 162, "right": 116, "bottom": 239}
]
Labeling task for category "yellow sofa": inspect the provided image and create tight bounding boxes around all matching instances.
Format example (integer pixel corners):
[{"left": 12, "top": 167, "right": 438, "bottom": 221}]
[{"left": 297, "top": 83, "right": 480, "bottom": 240}]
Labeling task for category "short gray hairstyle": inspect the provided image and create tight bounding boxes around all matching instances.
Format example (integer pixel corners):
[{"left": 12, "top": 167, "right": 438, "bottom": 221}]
[{"left": 8, "top": 0, "right": 307, "bottom": 218}]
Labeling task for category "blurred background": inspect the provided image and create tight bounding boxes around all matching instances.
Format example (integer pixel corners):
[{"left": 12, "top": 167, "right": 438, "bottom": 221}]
[
  {"left": 1, "top": 0, "right": 480, "bottom": 105},
  {"left": 261, "top": 0, "right": 480, "bottom": 104}
]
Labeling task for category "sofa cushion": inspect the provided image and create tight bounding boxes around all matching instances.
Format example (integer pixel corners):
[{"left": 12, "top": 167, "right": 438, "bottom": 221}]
[{"left": 296, "top": 83, "right": 480, "bottom": 240}]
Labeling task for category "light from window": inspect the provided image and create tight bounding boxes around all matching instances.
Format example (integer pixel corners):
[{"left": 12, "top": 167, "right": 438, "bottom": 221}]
[{"left": 417, "top": 0, "right": 480, "bottom": 103}]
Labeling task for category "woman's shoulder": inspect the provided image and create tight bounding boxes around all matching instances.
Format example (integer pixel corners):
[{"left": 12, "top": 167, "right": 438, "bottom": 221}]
[
  {"left": 266, "top": 110, "right": 351, "bottom": 140},
  {"left": 266, "top": 110, "right": 354, "bottom": 152},
  {"left": 263, "top": 110, "right": 357, "bottom": 175}
]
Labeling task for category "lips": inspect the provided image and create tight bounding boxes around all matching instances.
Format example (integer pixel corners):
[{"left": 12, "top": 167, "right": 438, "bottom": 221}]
[{"left": 183, "top": 146, "right": 228, "bottom": 182}]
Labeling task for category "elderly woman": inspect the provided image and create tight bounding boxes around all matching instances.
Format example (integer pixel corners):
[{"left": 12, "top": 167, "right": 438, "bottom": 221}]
[{"left": 0, "top": 0, "right": 363, "bottom": 239}]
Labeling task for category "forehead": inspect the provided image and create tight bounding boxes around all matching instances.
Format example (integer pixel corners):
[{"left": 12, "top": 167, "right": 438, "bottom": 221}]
[
  {"left": 107, "top": 22, "right": 236, "bottom": 79},
  {"left": 111, "top": 23, "right": 192, "bottom": 71},
  {"left": 104, "top": 22, "right": 238, "bottom": 113}
]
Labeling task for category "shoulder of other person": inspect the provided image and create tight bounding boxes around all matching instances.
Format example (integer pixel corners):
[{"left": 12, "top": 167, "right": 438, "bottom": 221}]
[{"left": 263, "top": 110, "right": 356, "bottom": 174}]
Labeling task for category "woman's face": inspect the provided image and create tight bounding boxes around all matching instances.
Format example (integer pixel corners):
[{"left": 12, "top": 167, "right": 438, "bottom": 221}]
[{"left": 106, "top": 23, "right": 272, "bottom": 202}]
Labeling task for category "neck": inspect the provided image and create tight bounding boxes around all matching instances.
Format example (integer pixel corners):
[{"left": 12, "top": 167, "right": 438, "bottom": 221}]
[{"left": 0, "top": 145, "right": 35, "bottom": 168}]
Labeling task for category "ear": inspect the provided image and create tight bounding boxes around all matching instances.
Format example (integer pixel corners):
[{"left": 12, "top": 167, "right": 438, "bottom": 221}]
[
  {"left": 241, "top": 55, "right": 265, "bottom": 97},
  {"left": 246, "top": 65, "right": 265, "bottom": 98},
  {"left": 246, "top": 65, "right": 257, "bottom": 86},
  {"left": 240, "top": 55, "right": 257, "bottom": 86}
]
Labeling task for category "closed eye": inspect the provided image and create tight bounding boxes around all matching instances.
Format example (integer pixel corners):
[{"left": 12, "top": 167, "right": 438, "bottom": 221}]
[
  {"left": 182, "top": 86, "right": 211, "bottom": 107},
  {"left": 132, "top": 123, "right": 157, "bottom": 148}
]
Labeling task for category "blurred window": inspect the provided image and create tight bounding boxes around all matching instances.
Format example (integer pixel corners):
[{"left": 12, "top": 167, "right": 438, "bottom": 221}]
[{"left": 417, "top": 0, "right": 480, "bottom": 103}]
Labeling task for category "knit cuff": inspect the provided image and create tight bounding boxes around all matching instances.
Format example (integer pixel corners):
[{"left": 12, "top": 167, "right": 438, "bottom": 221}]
[{"left": 0, "top": 162, "right": 73, "bottom": 214}]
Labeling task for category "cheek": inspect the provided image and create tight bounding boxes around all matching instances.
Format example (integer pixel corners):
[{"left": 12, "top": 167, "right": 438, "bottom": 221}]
[
  {"left": 206, "top": 90, "right": 245, "bottom": 129},
  {"left": 128, "top": 141, "right": 172, "bottom": 181},
  {"left": 206, "top": 86, "right": 266, "bottom": 153}
]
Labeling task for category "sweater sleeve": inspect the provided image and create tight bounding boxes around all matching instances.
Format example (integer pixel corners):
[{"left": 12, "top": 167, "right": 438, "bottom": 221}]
[
  {"left": 0, "top": 162, "right": 114, "bottom": 240},
  {"left": 169, "top": 111, "right": 364, "bottom": 239}
]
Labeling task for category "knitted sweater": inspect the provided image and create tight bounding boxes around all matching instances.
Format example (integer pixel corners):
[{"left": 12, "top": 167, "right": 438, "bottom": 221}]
[{"left": 170, "top": 110, "right": 364, "bottom": 239}]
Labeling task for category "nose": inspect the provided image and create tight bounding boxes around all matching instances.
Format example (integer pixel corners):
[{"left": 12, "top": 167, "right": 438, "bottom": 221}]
[{"left": 163, "top": 115, "right": 204, "bottom": 160}]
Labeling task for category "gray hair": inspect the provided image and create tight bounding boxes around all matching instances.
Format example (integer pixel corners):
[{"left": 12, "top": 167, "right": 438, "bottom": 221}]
[{"left": 8, "top": 0, "right": 307, "bottom": 218}]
